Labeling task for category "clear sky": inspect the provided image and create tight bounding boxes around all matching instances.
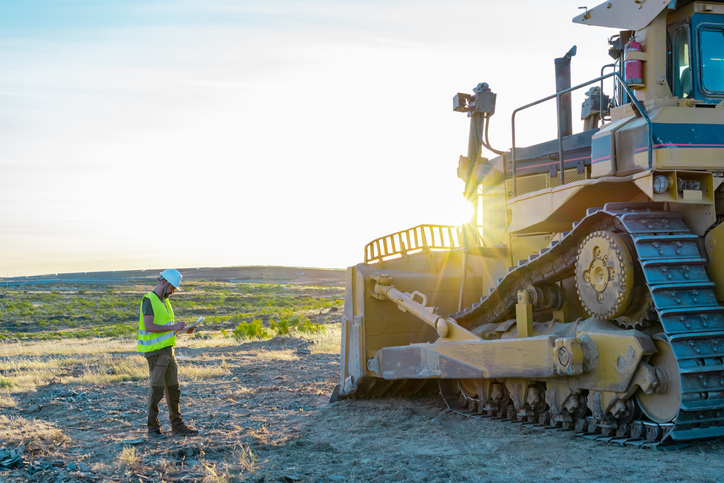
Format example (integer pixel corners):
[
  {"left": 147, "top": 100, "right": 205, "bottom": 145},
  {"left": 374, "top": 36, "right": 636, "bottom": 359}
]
[{"left": 0, "top": 0, "right": 616, "bottom": 277}]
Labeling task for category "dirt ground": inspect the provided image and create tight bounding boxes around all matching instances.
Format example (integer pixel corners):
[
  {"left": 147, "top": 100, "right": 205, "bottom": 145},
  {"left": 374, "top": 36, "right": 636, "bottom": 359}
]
[
  {"left": 2, "top": 330, "right": 724, "bottom": 483},
  {"left": 2, "top": 267, "right": 724, "bottom": 482}
]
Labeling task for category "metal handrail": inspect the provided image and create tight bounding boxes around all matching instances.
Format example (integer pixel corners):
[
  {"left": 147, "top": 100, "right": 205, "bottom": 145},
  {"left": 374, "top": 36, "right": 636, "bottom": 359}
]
[
  {"left": 510, "top": 72, "right": 652, "bottom": 197},
  {"left": 365, "top": 224, "right": 461, "bottom": 264},
  {"left": 600, "top": 63, "right": 616, "bottom": 123}
]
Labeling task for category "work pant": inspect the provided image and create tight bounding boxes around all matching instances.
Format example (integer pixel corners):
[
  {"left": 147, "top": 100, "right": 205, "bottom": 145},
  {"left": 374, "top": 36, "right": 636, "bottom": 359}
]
[{"left": 146, "top": 352, "right": 184, "bottom": 431}]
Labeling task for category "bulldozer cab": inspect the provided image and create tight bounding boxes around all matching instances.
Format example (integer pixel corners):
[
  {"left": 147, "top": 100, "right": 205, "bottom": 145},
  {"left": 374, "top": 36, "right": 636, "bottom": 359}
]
[{"left": 667, "top": 6, "right": 724, "bottom": 102}]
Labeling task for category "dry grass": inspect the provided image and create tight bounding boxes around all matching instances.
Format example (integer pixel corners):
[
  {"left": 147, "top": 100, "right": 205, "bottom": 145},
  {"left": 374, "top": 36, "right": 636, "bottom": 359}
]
[
  {"left": 0, "top": 353, "right": 148, "bottom": 392},
  {"left": 181, "top": 364, "right": 232, "bottom": 381},
  {"left": 180, "top": 323, "right": 341, "bottom": 351},
  {"left": 0, "top": 337, "right": 137, "bottom": 357},
  {"left": 0, "top": 324, "right": 340, "bottom": 355},
  {"left": 0, "top": 328, "right": 339, "bottom": 394},
  {"left": 115, "top": 446, "right": 140, "bottom": 469},
  {"left": 90, "top": 461, "right": 112, "bottom": 475},
  {"left": 235, "top": 443, "right": 257, "bottom": 473},
  {"left": 0, "top": 323, "right": 341, "bottom": 415},
  {"left": 0, "top": 415, "right": 68, "bottom": 454},
  {"left": 179, "top": 334, "right": 247, "bottom": 349},
  {"left": 201, "top": 442, "right": 257, "bottom": 483},
  {"left": 309, "top": 325, "right": 341, "bottom": 354},
  {"left": 252, "top": 350, "right": 300, "bottom": 362},
  {"left": 64, "top": 354, "right": 148, "bottom": 385},
  {"left": 178, "top": 352, "right": 234, "bottom": 380},
  {"left": 0, "top": 368, "right": 56, "bottom": 393}
]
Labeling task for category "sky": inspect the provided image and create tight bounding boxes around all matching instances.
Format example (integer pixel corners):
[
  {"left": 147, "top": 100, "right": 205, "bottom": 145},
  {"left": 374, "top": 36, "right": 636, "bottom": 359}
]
[{"left": 0, "top": 0, "right": 618, "bottom": 277}]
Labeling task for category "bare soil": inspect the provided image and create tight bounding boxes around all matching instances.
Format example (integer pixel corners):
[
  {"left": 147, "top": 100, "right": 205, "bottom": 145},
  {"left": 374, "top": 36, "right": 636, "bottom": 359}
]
[
  {"left": 3, "top": 267, "right": 724, "bottom": 482},
  {"left": 5, "top": 334, "right": 724, "bottom": 483}
]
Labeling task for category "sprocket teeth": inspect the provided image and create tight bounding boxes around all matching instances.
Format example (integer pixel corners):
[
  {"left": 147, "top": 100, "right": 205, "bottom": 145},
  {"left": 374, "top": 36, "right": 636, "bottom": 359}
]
[{"left": 575, "top": 230, "right": 636, "bottom": 321}]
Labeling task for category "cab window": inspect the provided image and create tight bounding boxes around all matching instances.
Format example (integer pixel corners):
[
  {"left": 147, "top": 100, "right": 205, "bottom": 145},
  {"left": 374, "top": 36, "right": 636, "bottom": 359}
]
[
  {"left": 672, "top": 26, "right": 692, "bottom": 98},
  {"left": 700, "top": 27, "right": 724, "bottom": 94}
]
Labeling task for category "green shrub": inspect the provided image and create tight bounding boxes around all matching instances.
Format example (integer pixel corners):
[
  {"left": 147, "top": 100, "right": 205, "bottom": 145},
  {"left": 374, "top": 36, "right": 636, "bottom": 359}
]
[
  {"left": 270, "top": 314, "right": 326, "bottom": 336},
  {"left": 296, "top": 320, "right": 325, "bottom": 335},
  {"left": 0, "top": 377, "right": 18, "bottom": 389},
  {"left": 276, "top": 318, "right": 290, "bottom": 336},
  {"left": 232, "top": 319, "right": 268, "bottom": 339}
]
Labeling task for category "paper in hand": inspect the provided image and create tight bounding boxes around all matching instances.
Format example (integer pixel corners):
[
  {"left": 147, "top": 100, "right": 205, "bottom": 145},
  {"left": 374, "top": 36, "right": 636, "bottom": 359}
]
[{"left": 177, "top": 316, "right": 204, "bottom": 334}]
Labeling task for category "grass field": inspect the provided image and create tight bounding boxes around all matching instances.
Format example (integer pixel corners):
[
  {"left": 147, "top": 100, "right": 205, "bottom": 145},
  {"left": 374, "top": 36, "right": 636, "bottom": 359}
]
[
  {"left": 0, "top": 279, "right": 344, "bottom": 398},
  {"left": 0, "top": 280, "right": 344, "bottom": 342}
]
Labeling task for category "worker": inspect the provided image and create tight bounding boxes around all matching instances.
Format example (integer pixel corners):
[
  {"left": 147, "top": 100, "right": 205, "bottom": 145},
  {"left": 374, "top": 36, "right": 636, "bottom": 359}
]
[{"left": 138, "top": 269, "right": 199, "bottom": 439}]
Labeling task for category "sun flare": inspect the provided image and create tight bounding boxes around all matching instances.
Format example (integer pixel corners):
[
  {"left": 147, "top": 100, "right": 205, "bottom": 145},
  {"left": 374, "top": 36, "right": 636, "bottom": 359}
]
[{"left": 454, "top": 197, "right": 476, "bottom": 228}]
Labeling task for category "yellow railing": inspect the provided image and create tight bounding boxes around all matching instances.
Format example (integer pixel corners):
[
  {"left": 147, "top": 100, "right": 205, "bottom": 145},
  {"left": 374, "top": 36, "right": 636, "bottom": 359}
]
[{"left": 365, "top": 225, "right": 461, "bottom": 264}]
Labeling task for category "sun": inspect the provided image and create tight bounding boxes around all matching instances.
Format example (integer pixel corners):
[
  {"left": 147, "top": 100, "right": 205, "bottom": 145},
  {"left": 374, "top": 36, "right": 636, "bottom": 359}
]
[{"left": 454, "top": 197, "right": 476, "bottom": 228}]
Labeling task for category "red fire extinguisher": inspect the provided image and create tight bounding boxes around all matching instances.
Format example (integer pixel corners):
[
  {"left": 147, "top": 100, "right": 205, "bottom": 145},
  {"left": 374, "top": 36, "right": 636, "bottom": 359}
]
[{"left": 624, "top": 38, "right": 644, "bottom": 87}]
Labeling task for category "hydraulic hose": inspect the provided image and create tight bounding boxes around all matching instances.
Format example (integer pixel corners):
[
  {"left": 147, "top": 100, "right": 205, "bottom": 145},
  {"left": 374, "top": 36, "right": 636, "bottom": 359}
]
[{"left": 482, "top": 113, "right": 505, "bottom": 155}]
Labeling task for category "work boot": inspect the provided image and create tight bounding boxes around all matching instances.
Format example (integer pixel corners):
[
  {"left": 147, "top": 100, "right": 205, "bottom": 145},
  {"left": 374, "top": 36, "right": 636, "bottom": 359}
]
[
  {"left": 171, "top": 425, "right": 199, "bottom": 437},
  {"left": 147, "top": 429, "right": 166, "bottom": 440}
]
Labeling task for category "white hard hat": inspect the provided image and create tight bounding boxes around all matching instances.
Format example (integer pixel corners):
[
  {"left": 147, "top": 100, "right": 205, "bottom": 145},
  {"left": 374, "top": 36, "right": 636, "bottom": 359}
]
[{"left": 159, "top": 269, "right": 183, "bottom": 291}]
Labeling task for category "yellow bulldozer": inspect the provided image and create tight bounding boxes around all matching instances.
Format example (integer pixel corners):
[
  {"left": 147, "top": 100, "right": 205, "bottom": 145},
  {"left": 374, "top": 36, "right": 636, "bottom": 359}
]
[{"left": 335, "top": 0, "right": 724, "bottom": 447}]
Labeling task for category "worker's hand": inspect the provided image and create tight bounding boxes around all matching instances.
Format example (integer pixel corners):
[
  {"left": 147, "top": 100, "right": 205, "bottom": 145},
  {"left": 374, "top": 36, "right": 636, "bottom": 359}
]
[
  {"left": 186, "top": 326, "right": 196, "bottom": 334},
  {"left": 173, "top": 321, "right": 187, "bottom": 332}
]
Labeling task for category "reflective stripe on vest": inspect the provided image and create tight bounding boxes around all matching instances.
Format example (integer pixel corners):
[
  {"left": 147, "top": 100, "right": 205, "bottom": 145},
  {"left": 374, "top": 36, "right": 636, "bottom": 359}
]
[{"left": 137, "top": 292, "right": 176, "bottom": 353}]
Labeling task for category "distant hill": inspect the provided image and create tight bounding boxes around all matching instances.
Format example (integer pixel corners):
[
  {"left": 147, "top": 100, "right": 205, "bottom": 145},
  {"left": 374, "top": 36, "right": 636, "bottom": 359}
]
[{"left": 0, "top": 266, "right": 346, "bottom": 288}]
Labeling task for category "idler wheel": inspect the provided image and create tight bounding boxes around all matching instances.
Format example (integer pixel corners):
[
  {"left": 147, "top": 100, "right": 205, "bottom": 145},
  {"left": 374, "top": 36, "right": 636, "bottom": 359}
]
[
  {"left": 439, "top": 379, "right": 481, "bottom": 412},
  {"left": 636, "top": 336, "right": 681, "bottom": 423},
  {"left": 575, "top": 231, "right": 635, "bottom": 319},
  {"left": 457, "top": 379, "right": 480, "bottom": 411}
]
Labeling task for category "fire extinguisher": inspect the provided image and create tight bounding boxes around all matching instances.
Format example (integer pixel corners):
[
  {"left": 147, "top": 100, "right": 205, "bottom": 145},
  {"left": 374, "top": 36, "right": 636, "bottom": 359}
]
[{"left": 624, "top": 37, "right": 644, "bottom": 87}]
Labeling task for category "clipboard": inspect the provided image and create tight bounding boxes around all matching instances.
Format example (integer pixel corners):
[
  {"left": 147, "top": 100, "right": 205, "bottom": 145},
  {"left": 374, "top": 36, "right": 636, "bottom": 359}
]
[{"left": 177, "top": 316, "right": 204, "bottom": 334}]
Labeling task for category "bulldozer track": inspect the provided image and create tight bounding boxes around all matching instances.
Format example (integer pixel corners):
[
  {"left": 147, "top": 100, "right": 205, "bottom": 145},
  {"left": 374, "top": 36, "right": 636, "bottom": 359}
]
[{"left": 444, "top": 202, "right": 724, "bottom": 447}]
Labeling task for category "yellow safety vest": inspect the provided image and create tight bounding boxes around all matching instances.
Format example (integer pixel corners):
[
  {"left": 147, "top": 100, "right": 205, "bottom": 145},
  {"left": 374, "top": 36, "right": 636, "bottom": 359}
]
[{"left": 137, "top": 292, "right": 177, "bottom": 353}]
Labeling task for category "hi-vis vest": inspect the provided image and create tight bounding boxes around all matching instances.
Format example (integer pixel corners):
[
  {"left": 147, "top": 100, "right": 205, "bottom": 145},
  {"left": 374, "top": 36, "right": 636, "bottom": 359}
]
[{"left": 137, "top": 292, "right": 176, "bottom": 353}]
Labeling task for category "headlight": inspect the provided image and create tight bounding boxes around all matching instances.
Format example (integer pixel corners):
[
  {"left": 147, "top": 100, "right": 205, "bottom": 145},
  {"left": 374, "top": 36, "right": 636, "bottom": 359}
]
[{"left": 653, "top": 175, "right": 670, "bottom": 194}]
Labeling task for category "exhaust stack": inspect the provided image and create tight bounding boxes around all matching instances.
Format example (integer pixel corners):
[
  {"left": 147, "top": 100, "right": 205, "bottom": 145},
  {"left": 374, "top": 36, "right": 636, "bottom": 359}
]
[{"left": 554, "top": 46, "right": 577, "bottom": 138}]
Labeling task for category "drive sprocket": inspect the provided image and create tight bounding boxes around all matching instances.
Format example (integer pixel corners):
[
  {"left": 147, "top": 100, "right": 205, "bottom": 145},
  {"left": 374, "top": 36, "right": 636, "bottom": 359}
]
[
  {"left": 613, "top": 293, "right": 653, "bottom": 330},
  {"left": 575, "top": 231, "right": 635, "bottom": 319}
]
